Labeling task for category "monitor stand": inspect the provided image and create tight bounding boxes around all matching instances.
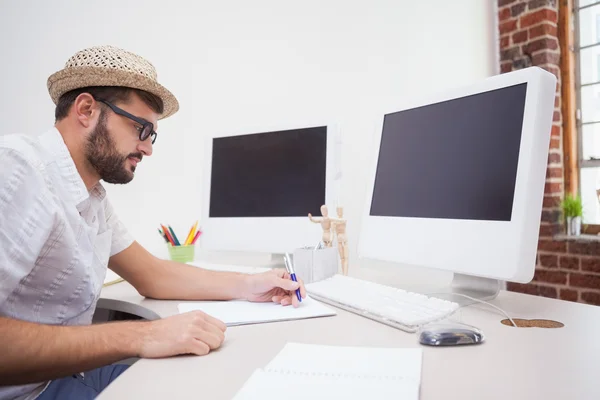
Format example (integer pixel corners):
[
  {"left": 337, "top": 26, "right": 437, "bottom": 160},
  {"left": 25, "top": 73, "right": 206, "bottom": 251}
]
[{"left": 427, "top": 273, "right": 500, "bottom": 306}]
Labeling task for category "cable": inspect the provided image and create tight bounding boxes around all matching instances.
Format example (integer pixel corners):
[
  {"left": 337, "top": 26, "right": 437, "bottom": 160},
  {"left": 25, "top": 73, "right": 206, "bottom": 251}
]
[{"left": 428, "top": 292, "right": 517, "bottom": 328}]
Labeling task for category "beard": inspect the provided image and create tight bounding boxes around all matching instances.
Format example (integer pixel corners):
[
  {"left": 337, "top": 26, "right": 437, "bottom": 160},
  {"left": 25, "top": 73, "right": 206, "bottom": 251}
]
[{"left": 85, "top": 110, "right": 143, "bottom": 185}]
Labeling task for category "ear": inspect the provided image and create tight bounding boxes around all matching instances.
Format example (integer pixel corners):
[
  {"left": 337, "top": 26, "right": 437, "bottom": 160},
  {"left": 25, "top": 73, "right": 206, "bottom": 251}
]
[{"left": 72, "top": 93, "right": 100, "bottom": 129}]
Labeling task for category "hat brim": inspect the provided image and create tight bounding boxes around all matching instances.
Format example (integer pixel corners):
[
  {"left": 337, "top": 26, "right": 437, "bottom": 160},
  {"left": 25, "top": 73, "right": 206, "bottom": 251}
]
[{"left": 47, "top": 66, "right": 179, "bottom": 120}]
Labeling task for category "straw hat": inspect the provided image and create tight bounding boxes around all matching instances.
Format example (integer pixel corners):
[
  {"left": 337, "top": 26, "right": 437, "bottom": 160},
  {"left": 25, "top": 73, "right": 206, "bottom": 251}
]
[{"left": 47, "top": 45, "right": 179, "bottom": 119}]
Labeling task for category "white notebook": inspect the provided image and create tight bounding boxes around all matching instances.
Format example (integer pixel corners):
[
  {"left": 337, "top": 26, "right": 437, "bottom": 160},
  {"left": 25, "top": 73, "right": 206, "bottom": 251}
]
[
  {"left": 233, "top": 343, "right": 422, "bottom": 400},
  {"left": 177, "top": 296, "right": 336, "bottom": 326}
]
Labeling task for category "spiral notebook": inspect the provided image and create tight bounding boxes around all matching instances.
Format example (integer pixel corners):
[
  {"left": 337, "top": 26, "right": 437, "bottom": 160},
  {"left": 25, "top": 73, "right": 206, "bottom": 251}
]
[{"left": 233, "top": 343, "right": 422, "bottom": 400}]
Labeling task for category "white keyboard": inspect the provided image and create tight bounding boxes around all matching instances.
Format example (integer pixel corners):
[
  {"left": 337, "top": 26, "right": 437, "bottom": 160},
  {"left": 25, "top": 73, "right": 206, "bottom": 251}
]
[{"left": 305, "top": 275, "right": 460, "bottom": 333}]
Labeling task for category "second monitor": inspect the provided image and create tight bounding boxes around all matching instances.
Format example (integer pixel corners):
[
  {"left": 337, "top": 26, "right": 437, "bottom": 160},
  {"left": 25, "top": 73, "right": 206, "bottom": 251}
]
[{"left": 201, "top": 124, "right": 339, "bottom": 254}]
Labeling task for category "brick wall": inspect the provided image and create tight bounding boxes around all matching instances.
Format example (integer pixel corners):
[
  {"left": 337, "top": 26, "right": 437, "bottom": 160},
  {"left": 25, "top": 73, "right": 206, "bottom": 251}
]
[{"left": 497, "top": 0, "right": 600, "bottom": 304}]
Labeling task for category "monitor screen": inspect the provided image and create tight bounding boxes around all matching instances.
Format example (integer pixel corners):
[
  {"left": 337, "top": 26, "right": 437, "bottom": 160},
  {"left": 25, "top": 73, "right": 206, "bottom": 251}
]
[
  {"left": 370, "top": 83, "right": 528, "bottom": 221},
  {"left": 209, "top": 126, "right": 327, "bottom": 218}
]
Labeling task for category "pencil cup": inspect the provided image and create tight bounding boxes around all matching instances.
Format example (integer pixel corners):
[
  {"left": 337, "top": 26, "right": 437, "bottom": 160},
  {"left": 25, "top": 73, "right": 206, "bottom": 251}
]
[
  {"left": 292, "top": 246, "right": 338, "bottom": 284},
  {"left": 167, "top": 244, "right": 195, "bottom": 263}
]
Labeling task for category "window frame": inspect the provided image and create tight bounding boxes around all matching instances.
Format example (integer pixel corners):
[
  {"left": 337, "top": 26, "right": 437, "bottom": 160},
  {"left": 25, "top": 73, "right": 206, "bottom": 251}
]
[{"left": 570, "top": 0, "right": 600, "bottom": 231}]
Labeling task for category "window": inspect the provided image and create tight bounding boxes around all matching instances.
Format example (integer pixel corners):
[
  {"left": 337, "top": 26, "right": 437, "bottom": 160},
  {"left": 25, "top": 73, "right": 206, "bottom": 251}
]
[{"left": 575, "top": 0, "right": 600, "bottom": 226}]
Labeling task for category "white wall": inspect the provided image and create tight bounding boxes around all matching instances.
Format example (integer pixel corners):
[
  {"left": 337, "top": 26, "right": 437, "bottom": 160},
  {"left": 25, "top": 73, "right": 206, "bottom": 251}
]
[{"left": 0, "top": 0, "right": 498, "bottom": 285}]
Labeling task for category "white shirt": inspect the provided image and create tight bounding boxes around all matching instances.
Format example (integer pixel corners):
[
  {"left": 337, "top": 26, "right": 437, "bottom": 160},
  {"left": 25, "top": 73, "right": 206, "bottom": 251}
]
[{"left": 0, "top": 128, "right": 134, "bottom": 400}]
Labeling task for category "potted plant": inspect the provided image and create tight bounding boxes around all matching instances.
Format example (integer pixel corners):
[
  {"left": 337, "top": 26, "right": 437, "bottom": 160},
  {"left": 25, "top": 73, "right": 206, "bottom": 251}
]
[{"left": 560, "top": 193, "right": 583, "bottom": 236}]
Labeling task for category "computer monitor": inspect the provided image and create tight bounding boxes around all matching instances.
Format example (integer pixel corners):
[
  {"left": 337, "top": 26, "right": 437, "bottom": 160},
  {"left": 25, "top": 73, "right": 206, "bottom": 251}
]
[
  {"left": 201, "top": 124, "right": 340, "bottom": 255},
  {"left": 358, "top": 67, "right": 556, "bottom": 299}
]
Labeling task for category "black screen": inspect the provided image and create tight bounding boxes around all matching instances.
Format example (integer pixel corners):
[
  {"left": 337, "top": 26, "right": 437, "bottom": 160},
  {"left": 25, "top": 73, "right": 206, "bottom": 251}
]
[
  {"left": 209, "top": 126, "right": 327, "bottom": 218},
  {"left": 370, "top": 83, "right": 527, "bottom": 221}
]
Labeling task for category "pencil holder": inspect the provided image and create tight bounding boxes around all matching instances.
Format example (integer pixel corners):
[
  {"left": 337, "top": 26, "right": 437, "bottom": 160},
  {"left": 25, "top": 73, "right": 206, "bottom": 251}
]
[
  {"left": 292, "top": 246, "right": 338, "bottom": 284},
  {"left": 167, "top": 244, "right": 195, "bottom": 263}
]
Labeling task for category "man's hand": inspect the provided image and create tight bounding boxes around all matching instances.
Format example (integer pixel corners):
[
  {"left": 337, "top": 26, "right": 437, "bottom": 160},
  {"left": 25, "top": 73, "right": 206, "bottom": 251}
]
[
  {"left": 243, "top": 269, "right": 307, "bottom": 307},
  {"left": 139, "top": 311, "right": 227, "bottom": 358}
]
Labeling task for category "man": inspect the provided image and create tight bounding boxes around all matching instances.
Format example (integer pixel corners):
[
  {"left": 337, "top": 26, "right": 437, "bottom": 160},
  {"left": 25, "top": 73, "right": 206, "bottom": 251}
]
[{"left": 0, "top": 45, "right": 306, "bottom": 400}]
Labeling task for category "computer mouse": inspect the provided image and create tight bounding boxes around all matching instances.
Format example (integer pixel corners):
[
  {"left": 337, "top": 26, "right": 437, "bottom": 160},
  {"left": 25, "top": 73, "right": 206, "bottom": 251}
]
[{"left": 418, "top": 323, "right": 484, "bottom": 346}]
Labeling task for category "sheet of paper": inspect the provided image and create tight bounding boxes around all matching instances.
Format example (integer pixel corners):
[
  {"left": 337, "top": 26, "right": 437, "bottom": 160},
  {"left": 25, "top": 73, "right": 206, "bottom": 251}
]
[
  {"left": 233, "top": 368, "right": 419, "bottom": 400},
  {"left": 233, "top": 342, "right": 422, "bottom": 400},
  {"left": 265, "top": 342, "right": 422, "bottom": 384},
  {"left": 177, "top": 296, "right": 336, "bottom": 326}
]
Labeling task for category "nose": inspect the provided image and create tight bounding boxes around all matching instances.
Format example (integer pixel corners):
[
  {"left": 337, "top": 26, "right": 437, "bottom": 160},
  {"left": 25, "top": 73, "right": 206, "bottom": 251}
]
[{"left": 138, "top": 138, "right": 153, "bottom": 157}]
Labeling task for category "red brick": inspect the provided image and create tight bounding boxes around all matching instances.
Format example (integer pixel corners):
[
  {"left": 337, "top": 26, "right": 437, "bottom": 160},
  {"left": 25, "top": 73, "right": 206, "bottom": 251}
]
[
  {"left": 499, "top": 7, "right": 512, "bottom": 21},
  {"left": 546, "top": 167, "right": 562, "bottom": 178},
  {"left": 568, "top": 241, "right": 600, "bottom": 256},
  {"left": 501, "top": 62, "right": 513, "bottom": 73},
  {"left": 553, "top": 110, "right": 561, "bottom": 122},
  {"left": 507, "top": 282, "right": 535, "bottom": 295},
  {"left": 507, "top": 282, "right": 558, "bottom": 298},
  {"left": 548, "top": 152, "right": 561, "bottom": 164},
  {"left": 559, "top": 255, "right": 580, "bottom": 270},
  {"left": 512, "top": 3, "right": 527, "bottom": 17},
  {"left": 533, "top": 269, "right": 567, "bottom": 284},
  {"left": 528, "top": 0, "right": 558, "bottom": 10},
  {"left": 538, "top": 239, "right": 567, "bottom": 253},
  {"left": 560, "top": 288, "right": 578, "bottom": 302},
  {"left": 549, "top": 137, "right": 560, "bottom": 149},
  {"left": 529, "top": 23, "right": 558, "bottom": 39},
  {"left": 581, "top": 257, "right": 600, "bottom": 273},
  {"left": 569, "top": 273, "right": 600, "bottom": 289},
  {"left": 551, "top": 125, "right": 561, "bottom": 137},
  {"left": 581, "top": 291, "right": 600, "bottom": 306},
  {"left": 512, "top": 30, "right": 528, "bottom": 44},
  {"left": 500, "top": 19, "right": 519, "bottom": 35},
  {"left": 543, "top": 195, "right": 561, "bottom": 208},
  {"left": 499, "top": 0, "right": 519, "bottom": 7},
  {"left": 533, "top": 51, "right": 560, "bottom": 65},
  {"left": 541, "top": 210, "right": 561, "bottom": 223},
  {"left": 539, "top": 254, "right": 558, "bottom": 268},
  {"left": 501, "top": 46, "right": 521, "bottom": 62},
  {"left": 554, "top": 95, "right": 560, "bottom": 108},
  {"left": 538, "top": 285, "right": 558, "bottom": 298},
  {"left": 500, "top": 36, "right": 511, "bottom": 49},
  {"left": 520, "top": 9, "right": 558, "bottom": 28},
  {"left": 525, "top": 37, "right": 559, "bottom": 53},
  {"left": 539, "top": 224, "right": 560, "bottom": 237},
  {"left": 544, "top": 182, "right": 562, "bottom": 194}
]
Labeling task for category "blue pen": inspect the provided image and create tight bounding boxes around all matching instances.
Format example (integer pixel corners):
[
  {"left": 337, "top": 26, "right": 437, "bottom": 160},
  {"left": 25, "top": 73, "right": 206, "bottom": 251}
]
[{"left": 284, "top": 253, "right": 302, "bottom": 303}]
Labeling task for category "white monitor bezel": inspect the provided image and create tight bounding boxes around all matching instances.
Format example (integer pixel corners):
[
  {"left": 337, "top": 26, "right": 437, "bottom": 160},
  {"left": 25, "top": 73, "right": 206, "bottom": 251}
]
[
  {"left": 358, "top": 67, "right": 556, "bottom": 283},
  {"left": 200, "top": 121, "right": 341, "bottom": 254}
]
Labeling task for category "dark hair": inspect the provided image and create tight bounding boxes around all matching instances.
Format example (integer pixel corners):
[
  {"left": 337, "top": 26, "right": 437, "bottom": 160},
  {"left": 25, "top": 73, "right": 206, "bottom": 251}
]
[{"left": 54, "top": 86, "right": 164, "bottom": 121}]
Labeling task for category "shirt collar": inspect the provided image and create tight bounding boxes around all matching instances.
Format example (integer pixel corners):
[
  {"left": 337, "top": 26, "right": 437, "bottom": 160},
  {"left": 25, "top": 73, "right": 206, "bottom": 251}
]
[{"left": 39, "top": 127, "right": 106, "bottom": 210}]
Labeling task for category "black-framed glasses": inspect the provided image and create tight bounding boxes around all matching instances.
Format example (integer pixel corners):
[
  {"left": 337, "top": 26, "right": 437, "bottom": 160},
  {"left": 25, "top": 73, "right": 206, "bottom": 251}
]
[{"left": 98, "top": 99, "right": 158, "bottom": 144}]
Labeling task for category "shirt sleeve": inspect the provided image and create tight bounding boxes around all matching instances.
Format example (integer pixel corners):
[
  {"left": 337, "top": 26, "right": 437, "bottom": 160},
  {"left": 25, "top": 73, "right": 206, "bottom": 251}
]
[
  {"left": 104, "top": 198, "right": 135, "bottom": 256},
  {"left": 0, "top": 148, "right": 55, "bottom": 307}
]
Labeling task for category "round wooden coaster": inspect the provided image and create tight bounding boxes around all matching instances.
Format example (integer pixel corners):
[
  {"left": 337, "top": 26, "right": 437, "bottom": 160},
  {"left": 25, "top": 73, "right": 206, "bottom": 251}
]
[{"left": 501, "top": 318, "right": 564, "bottom": 328}]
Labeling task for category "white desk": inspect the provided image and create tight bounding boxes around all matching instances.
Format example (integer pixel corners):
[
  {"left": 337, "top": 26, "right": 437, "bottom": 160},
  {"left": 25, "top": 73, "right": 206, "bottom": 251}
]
[{"left": 96, "top": 267, "right": 600, "bottom": 400}]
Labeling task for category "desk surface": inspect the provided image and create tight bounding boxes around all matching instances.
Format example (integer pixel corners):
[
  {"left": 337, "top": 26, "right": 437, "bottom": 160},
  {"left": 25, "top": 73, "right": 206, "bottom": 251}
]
[{"left": 96, "top": 265, "right": 600, "bottom": 400}]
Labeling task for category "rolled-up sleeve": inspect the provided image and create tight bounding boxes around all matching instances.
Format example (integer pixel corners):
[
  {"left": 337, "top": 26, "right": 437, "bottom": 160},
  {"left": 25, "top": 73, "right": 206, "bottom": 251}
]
[
  {"left": 0, "top": 149, "right": 54, "bottom": 307},
  {"left": 104, "top": 198, "right": 134, "bottom": 256}
]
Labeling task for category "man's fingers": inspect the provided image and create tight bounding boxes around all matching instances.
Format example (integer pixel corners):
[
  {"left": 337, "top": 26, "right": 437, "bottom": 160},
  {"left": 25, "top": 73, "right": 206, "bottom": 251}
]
[
  {"left": 198, "top": 320, "right": 226, "bottom": 345},
  {"left": 275, "top": 277, "right": 300, "bottom": 291},
  {"left": 290, "top": 291, "right": 300, "bottom": 308},
  {"left": 272, "top": 295, "right": 284, "bottom": 303},
  {"left": 193, "top": 329, "right": 224, "bottom": 350},
  {"left": 280, "top": 297, "right": 291, "bottom": 306},
  {"left": 189, "top": 339, "right": 211, "bottom": 356},
  {"left": 196, "top": 311, "right": 227, "bottom": 332}
]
